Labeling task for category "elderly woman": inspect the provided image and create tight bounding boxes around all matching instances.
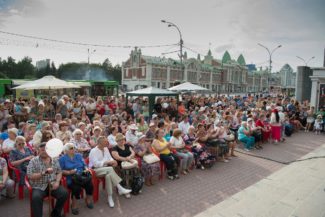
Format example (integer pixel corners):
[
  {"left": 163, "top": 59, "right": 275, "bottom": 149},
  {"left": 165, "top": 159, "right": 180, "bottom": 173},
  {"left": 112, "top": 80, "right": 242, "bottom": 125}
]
[
  {"left": 70, "top": 129, "right": 91, "bottom": 158},
  {"left": 24, "top": 123, "right": 37, "bottom": 147},
  {"left": 152, "top": 129, "right": 179, "bottom": 180},
  {"left": 255, "top": 114, "right": 271, "bottom": 143},
  {"left": 111, "top": 133, "right": 139, "bottom": 192},
  {"left": 9, "top": 136, "right": 34, "bottom": 186},
  {"left": 170, "top": 129, "right": 194, "bottom": 175},
  {"left": 59, "top": 143, "right": 94, "bottom": 215},
  {"left": 247, "top": 118, "right": 263, "bottom": 149},
  {"left": 137, "top": 116, "right": 148, "bottom": 134},
  {"left": 56, "top": 121, "right": 72, "bottom": 144},
  {"left": 105, "top": 126, "right": 116, "bottom": 145},
  {"left": 0, "top": 157, "right": 15, "bottom": 199},
  {"left": 2, "top": 128, "right": 18, "bottom": 154},
  {"left": 134, "top": 134, "right": 160, "bottom": 186},
  {"left": 41, "top": 130, "right": 55, "bottom": 143},
  {"left": 238, "top": 121, "right": 255, "bottom": 151},
  {"left": 89, "top": 126, "right": 102, "bottom": 148}
]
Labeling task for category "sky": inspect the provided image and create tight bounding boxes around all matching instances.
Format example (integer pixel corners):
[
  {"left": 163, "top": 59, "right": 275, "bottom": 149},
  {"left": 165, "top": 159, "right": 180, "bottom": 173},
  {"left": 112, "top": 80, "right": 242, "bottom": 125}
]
[{"left": 0, "top": 0, "right": 324, "bottom": 71}]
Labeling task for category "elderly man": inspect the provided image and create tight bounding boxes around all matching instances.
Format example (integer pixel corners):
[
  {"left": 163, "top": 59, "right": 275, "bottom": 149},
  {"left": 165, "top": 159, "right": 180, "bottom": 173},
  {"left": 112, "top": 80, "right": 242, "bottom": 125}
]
[
  {"left": 178, "top": 115, "right": 191, "bottom": 135},
  {"left": 26, "top": 142, "right": 68, "bottom": 217},
  {"left": 125, "top": 124, "right": 139, "bottom": 146},
  {"left": 89, "top": 136, "right": 131, "bottom": 208},
  {"left": 56, "top": 95, "right": 69, "bottom": 119}
]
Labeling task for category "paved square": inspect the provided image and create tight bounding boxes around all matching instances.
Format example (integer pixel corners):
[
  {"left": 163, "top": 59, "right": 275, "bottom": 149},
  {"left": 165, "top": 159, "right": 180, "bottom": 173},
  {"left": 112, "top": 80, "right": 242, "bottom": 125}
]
[{"left": 1, "top": 132, "right": 324, "bottom": 217}]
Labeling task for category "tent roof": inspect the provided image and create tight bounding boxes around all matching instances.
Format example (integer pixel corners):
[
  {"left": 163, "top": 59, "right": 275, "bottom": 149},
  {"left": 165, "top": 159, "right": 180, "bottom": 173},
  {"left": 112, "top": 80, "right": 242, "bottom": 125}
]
[
  {"left": 127, "top": 87, "right": 178, "bottom": 96},
  {"left": 168, "top": 82, "right": 208, "bottom": 91},
  {"left": 13, "top": 75, "right": 80, "bottom": 90}
]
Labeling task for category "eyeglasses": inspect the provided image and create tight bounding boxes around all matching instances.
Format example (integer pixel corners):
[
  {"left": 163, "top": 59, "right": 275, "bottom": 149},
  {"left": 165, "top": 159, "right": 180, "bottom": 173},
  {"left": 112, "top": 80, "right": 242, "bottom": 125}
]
[{"left": 69, "top": 147, "right": 74, "bottom": 150}]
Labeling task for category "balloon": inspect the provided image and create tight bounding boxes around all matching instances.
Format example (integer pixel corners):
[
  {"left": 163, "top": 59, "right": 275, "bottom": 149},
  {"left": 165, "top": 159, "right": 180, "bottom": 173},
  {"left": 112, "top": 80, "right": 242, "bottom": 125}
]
[{"left": 45, "top": 138, "right": 64, "bottom": 158}]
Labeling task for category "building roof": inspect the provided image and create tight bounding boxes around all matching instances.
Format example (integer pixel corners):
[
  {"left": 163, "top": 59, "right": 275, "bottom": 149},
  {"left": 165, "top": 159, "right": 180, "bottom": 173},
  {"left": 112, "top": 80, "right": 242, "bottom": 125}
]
[
  {"left": 237, "top": 54, "right": 246, "bottom": 65},
  {"left": 222, "top": 51, "right": 231, "bottom": 63},
  {"left": 127, "top": 87, "right": 177, "bottom": 96},
  {"left": 142, "top": 56, "right": 182, "bottom": 66}
]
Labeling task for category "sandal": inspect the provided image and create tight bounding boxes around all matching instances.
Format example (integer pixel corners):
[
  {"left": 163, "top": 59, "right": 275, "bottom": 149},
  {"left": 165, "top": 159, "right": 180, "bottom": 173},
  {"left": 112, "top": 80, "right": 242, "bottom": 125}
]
[{"left": 71, "top": 206, "right": 79, "bottom": 215}]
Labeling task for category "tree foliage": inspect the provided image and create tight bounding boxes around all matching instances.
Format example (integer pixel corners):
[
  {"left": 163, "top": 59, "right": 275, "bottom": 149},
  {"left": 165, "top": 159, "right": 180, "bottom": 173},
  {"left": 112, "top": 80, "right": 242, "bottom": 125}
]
[{"left": 0, "top": 56, "right": 122, "bottom": 83}]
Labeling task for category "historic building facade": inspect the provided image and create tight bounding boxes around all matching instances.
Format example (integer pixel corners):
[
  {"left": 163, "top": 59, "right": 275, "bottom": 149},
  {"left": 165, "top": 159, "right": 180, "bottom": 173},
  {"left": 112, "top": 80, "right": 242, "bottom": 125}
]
[
  {"left": 122, "top": 47, "right": 269, "bottom": 93},
  {"left": 279, "top": 63, "right": 296, "bottom": 87}
]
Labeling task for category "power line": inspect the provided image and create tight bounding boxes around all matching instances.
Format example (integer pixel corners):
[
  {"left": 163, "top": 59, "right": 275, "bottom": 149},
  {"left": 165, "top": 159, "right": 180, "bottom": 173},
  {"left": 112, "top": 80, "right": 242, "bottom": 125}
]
[
  {"left": 0, "top": 30, "right": 178, "bottom": 48},
  {"left": 183, "top": 45, "right": 205, "bottom": 56}
]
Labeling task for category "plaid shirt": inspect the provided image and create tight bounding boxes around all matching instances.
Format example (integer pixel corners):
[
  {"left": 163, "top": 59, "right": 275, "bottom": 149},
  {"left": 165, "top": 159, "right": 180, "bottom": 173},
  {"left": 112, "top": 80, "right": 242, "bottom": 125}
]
[{"left": 27, "top": 156, "right": 62, "bottom": 191}]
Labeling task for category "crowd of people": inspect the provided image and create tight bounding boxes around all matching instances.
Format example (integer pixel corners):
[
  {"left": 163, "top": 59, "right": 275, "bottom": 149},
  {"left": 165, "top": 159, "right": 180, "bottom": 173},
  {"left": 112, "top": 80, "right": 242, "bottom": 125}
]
[{"left": 0, "top": 93, "right": 323, "bottom": 217}]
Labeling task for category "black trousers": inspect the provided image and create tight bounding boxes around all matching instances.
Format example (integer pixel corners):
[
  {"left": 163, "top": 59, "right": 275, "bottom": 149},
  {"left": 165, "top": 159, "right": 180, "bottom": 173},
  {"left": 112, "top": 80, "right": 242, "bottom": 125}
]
[
  {"left": 160, "top": 153, "right": 178, "bottom": 176},
  {"left": 68, "top": 180, "right": 93, "bottom": 199},
  {"left": 31, "top": 185, "right": 68, "bottom": 217}
]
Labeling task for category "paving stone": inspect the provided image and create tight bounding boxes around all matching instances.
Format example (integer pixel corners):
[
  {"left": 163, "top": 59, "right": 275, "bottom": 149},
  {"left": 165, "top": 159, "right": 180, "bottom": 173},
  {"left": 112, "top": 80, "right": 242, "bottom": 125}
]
[{"left": 1, "top": 132, "right": 324, "bottom": 217}]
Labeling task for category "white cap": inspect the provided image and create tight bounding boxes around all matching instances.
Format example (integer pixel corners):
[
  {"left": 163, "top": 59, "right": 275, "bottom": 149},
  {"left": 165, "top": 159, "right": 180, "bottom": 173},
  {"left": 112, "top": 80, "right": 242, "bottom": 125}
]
[{"left": 129, "top": 124, "right": 138, "bottom": 130}]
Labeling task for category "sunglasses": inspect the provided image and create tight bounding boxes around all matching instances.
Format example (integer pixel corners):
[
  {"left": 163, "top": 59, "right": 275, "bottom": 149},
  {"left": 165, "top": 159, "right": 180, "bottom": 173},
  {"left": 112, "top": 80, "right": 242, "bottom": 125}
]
[{"left": 69, "top": 147, "right": 74, "bottom": 150}]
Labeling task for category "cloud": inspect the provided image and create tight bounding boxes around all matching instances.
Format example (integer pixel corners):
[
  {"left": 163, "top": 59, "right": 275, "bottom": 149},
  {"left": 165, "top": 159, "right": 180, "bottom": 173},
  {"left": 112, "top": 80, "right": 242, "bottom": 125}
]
[
  {"left": 0, "top": 0, "right": 44, "bottom": 25},
  {"left": 214, "top": 44, "right": 235, "bottom": 53}
]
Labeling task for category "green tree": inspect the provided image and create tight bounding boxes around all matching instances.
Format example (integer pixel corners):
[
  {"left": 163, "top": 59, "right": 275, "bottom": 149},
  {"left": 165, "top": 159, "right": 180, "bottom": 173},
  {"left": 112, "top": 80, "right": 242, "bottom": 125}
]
[{"left": 17, "top": 57, "right": 35, "bottom": 79}]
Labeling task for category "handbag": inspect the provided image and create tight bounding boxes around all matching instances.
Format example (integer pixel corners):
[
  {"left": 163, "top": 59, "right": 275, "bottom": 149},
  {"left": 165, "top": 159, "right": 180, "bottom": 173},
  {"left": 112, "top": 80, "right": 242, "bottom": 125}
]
[
  {"left": 225, "top": 134, "right": 235, "bottom": 141},
  {"left": 121, "top": 159, "right": 138, "bottom": 169},
  {"left": 71, "top": 170, "right": 92, "bottom": 186},
  {"left": 143, "top": 153, "right": 160, "bottom": 164}
]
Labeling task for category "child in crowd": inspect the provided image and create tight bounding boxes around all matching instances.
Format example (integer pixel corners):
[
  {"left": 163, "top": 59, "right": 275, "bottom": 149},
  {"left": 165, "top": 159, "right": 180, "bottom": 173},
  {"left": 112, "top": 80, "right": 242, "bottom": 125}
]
[{"left": 314, "top": 115, "right": 323, "bottom": 134}]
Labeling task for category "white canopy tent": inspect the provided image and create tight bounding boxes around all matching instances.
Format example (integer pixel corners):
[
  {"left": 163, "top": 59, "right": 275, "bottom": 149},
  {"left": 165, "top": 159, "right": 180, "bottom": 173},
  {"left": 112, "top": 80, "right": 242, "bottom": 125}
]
[
  {"left": 13, "top": 76, "right": 80, "bottom": 90},
  {"left": 168, "top": 82, "right": 208, "bottom": 92}
]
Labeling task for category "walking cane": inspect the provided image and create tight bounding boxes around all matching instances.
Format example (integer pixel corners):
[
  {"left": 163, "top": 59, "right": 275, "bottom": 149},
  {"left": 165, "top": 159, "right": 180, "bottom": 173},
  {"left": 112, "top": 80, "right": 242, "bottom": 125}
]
[{"left": 45, "top": 139, "right": 64, "bottom": 217}]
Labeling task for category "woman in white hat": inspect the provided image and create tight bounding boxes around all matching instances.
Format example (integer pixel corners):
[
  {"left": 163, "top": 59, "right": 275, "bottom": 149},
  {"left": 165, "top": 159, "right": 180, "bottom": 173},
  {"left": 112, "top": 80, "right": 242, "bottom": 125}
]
[
  {"left": 2, "top": 128, "right": 18, "bottom": 154},
  {"left": 125, "top": 124, "right": 139, "bottom": 147}
]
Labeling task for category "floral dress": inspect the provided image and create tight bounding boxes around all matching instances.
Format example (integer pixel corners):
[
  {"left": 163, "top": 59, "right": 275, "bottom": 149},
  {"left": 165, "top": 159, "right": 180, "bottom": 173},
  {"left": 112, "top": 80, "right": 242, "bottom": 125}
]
[
  {"left": 183, "top": 134, "right": 214, "bottom": 168},
  {"left": 9, "top": 147, "right": 33, "bottom": 185},
  {"left": 134, "top": 143, "right": 160, "bottom": 179}
]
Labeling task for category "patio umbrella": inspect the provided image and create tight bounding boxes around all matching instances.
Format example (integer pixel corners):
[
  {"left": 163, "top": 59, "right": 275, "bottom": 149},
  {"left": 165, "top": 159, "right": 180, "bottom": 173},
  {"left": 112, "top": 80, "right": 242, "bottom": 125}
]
[
  {"left": 13, "top": 75, "right": 80, "bottom": 90},
  {"left": 168, "top": 82, "right": 208, "bottom": 92}
]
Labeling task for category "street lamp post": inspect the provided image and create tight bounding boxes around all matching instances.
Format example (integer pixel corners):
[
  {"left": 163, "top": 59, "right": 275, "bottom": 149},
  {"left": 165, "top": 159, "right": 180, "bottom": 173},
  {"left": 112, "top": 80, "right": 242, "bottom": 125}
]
[
  {"left": 296, "top": 56, "right": 315, "bottom": 66},
  {"left": 161, "top": 20, "right": 183, "bottom": 64},
  {"left": 87, "top": 48, "right": 96, "bottom": 64},
  {"left": 258, "top": 43, "right": 282, "bottom": 90}
]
